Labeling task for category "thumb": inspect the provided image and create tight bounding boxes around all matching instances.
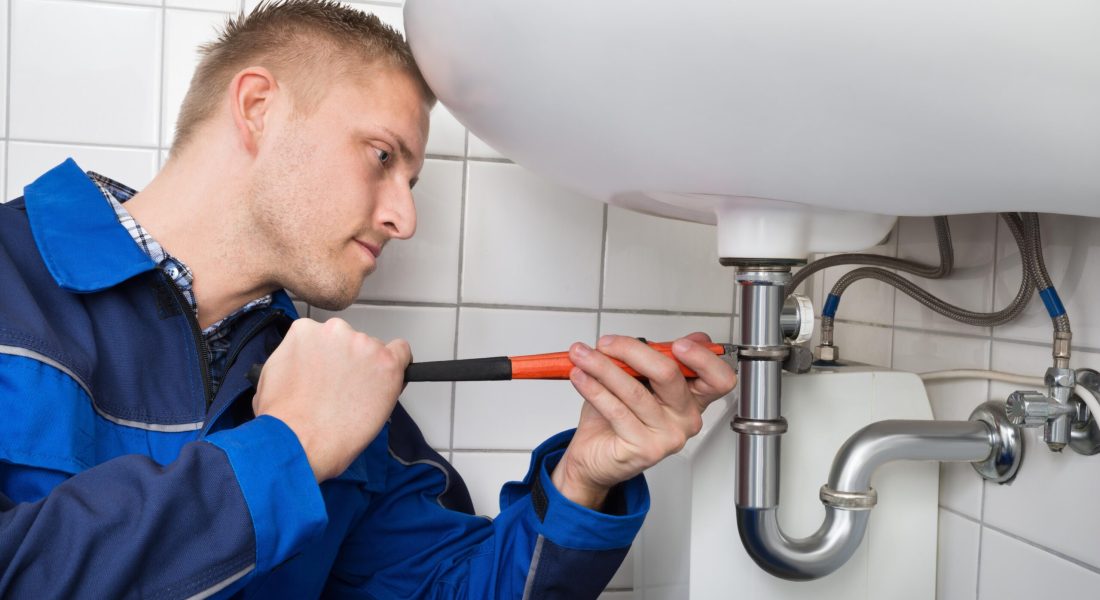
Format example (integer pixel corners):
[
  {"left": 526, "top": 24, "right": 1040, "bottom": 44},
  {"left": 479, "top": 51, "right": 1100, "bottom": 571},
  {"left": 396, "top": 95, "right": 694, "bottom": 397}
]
[{"left": 385, "top": 338, "right": 413, "bottom": 368}]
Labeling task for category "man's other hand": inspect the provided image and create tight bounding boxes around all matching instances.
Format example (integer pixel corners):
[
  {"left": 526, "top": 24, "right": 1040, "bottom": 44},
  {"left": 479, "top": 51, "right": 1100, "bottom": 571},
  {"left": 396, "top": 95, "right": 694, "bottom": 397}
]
[
  {"left": 554, "top": 334, "right": 737, "bottom": 509},
  {"left": 252, "top": 317, "right": 411, "bottom": 482}
]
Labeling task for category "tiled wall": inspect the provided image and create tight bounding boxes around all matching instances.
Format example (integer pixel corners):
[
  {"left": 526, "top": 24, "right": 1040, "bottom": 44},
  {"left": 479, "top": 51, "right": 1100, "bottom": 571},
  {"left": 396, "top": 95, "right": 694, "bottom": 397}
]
[
  {"left": 8, "top": 1, "right": 1099, "bottom": 598},
  {"left": 0, "top": 1, "right": 736, "bottom": 597},
  {"left": 809, "top": 214, "right": 1100, "bottom": 598}
]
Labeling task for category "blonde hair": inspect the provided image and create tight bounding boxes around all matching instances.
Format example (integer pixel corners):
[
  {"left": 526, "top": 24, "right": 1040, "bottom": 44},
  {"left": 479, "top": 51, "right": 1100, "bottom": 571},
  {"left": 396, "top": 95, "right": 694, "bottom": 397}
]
[{"left": 172, "top": 0, "right": 433, "bottom": 154}]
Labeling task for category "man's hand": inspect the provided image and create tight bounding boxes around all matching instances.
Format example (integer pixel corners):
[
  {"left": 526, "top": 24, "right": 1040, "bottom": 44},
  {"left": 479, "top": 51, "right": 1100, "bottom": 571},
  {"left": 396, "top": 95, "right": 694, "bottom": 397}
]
[
  {"left": 252, "top": 317, "right": 411, "bottom": 482},
  {"left": 553, "top": 334, "right": 737, "bottom": 509}
]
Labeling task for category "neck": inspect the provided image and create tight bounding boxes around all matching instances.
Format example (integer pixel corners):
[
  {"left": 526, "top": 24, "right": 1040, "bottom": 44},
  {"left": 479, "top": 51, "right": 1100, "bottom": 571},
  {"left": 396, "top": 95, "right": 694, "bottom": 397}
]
[{"left": 125, "top": 143, "right": 275, "bottom": 330}]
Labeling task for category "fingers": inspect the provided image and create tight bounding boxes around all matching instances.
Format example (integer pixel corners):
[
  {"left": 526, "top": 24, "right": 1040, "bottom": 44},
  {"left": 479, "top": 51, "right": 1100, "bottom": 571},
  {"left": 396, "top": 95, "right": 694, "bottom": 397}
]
[
  {"left": 570, "top": 340, "right": 672, "bottom": 424},
  {"left": 669, "top": 335, "right": 738, "bottom": 405},
  {"left": 568, "top": 362, "right": 648, "bottom": 444},
  {"left": 594, "top": 336, "right": 696, "bottom": 412},
  {"left": 385, "top": 338, "right": 413, "bottom": 368}
]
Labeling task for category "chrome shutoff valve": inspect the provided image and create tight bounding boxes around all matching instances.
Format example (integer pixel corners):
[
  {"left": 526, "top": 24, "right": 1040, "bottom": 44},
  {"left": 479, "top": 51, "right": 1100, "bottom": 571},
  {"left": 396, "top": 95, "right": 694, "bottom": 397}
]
[
  {"left": 1006, "top": 390, "right": 1075, "bottom": 427},
  {"left": 1006, "top": 389, "right": 1076, "bottom": 451}
]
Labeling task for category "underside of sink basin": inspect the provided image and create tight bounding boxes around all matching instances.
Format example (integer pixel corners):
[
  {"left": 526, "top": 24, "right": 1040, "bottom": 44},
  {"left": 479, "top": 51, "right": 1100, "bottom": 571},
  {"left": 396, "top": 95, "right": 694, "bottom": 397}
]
[{"left": 405, "top": 1, "right": 1100, "bottom": 258}]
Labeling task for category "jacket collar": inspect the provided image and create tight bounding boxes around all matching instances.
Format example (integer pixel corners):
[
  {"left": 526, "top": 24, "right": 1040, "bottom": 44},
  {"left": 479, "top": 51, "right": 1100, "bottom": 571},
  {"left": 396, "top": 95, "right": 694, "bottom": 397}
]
[
  {"left": 24, "top": 158, "right": 155, "bottom": 293},
  {"left": 24, "top": 158, "right": 302, "bottom": 318}
]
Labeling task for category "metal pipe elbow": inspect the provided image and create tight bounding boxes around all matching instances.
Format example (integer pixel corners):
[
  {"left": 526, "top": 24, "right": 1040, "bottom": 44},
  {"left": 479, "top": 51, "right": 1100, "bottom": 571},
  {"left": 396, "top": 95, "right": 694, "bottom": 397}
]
[
  {"left": 736, "top": 506, "right": 869, "bottom": 581},
  {"left": 736, "top": 419, "right": 996, "bottom": 581}
]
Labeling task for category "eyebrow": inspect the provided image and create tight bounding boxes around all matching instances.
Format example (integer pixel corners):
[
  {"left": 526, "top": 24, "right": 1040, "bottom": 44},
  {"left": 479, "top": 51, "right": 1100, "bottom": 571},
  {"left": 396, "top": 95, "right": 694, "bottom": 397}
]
[{"left": 378, "top": 126, "right": 415, "bottom": 165}]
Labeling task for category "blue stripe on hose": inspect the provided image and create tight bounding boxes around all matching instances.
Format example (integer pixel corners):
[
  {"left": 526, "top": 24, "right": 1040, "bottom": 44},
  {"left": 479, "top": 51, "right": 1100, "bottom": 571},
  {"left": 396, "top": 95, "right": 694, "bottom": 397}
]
[
  {"left": 1039, "top": 287, "right": 1067, "bottom": 318},
  {"left": 823, "top": 294, "right": 841, "bottom": 318}
]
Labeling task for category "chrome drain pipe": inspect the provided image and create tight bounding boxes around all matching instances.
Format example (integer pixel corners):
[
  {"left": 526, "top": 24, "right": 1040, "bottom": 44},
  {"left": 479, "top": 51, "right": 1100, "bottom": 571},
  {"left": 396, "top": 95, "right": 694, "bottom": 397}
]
[{"left": 730, "top": 264, "right": 1022, "bottom": 581}]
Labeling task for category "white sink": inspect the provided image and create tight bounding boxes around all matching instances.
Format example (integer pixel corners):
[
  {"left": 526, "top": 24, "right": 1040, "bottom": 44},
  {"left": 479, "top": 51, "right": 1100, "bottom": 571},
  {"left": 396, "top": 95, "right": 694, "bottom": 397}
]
[{"left": 404, "top": 1, "right": 1100, "bottom": 259}]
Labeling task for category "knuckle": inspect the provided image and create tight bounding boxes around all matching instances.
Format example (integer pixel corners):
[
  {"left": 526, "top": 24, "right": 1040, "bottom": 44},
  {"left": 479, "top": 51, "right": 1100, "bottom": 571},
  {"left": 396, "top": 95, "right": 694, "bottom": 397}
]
[
  {"left": 688, "top": 414, "right": 703, "bottom": 437},
  {"left": 628, "top": 383, "right": 652, "bottom": 406},
  {"left": 668, "top": 432, "right": 688, "bottom": 454},
  {"left": 606, "top": 401, "right": 632, "bottom": 423},
  {"left": 721, "top": 370, "right": 738, "bottom": 392},
  {"left": 653, "top": 361, "right": 679, "bottom": 383}
]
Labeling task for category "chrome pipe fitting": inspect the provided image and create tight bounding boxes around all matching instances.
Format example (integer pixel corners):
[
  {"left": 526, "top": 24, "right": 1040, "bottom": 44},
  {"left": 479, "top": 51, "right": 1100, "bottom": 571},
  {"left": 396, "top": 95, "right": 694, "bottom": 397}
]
[
  {"left": 738, "top": 414, "right": 1017, "bottom": 581},
  {"left": 730, "top": 262, "right": 1025, "bottom": 581},
  {"left": 734, "top": 267, "right": 791, "bottom": 511}
]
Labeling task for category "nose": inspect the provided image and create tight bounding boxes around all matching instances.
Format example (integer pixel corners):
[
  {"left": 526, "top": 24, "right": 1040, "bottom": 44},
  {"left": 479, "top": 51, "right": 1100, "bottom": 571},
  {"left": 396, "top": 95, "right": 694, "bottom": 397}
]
[{"left": 377, "top": 183, "right": 417, "bottom": 240}]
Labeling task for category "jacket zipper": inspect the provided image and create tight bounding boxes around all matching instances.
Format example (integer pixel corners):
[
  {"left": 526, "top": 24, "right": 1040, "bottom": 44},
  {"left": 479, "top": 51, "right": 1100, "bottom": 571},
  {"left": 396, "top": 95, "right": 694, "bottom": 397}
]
[
  {"left": 164, "top": 275, "right": 214, "bottom": 409},
  {"left": 199, "top": 310, "right": 288, "bottom": 437},
  {"left": 222, "top": 311, "right": 284, "bottom": 379}
]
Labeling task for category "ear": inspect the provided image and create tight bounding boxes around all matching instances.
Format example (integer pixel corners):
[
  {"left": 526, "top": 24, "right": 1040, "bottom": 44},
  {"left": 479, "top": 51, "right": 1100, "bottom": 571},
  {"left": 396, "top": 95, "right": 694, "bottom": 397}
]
[{"left": 228, "top": 67, "right": 279, "bottom": 155}]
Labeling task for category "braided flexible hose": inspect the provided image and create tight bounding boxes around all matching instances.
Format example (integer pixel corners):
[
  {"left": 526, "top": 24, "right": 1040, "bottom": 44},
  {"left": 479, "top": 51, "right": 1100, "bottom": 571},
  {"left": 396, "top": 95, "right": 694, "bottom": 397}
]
[
  {"left": 785, "top": 216, "right": 954, "bottom": 297},
  {"left": 1022, "top": 213, "right": 1071, "bottom": 334},
  {"left": 821, "top": 214, "right": 1036, "bottom": 344}
]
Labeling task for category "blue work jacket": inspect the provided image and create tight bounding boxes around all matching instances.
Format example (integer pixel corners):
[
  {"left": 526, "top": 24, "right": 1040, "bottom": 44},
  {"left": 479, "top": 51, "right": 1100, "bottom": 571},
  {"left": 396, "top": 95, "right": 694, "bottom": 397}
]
[{"left": 0, "top": 159, "right": 649, "bottom": 598}]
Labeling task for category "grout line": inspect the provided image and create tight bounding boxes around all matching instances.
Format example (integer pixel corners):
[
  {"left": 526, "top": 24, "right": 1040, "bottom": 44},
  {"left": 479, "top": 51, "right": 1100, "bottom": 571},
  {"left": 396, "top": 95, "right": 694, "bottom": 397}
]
[
  {"left": 978, "top": 518, "right": 1100, "bottom": 579},
  {"left": 48, "top": 0, "right": 233, "bottom": 17},
  {"left": 6, "top": 137, "right": 161, "bottom": 151},
  {"left": 5, "top": 0, "right": 13, "bottom": 198},
  {"left": 940, "top": 505, "right": 980, "bottom": 524},
  {"left": 465, "top": 155, "right": 513, "bottom": 165},
  {"left": 449, "top": 128, "right": 470, "bottom": 454},
  {"left": 975, "top": 474, "right": 986, "bottom": 598},
  {"left": 835, "top": 317, "right": 1100, "bottom": 355},
  {"left": 595, "top": 203, "right": 608, "bottom": 340},
  {"left": 157, "top": 0, "right": 166, "bottom": 155},
  {"left": 424, "top": 153, "right": 466, "bottom": 162},
  {"left": 351, "top": 298, "right": 732, "bottom": 318}
]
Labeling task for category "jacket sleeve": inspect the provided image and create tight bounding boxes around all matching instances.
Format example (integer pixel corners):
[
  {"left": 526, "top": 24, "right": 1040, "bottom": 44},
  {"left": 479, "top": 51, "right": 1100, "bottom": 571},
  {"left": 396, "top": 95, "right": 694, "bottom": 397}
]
[
  {"left": 0, "top": 354, "right": 327, "bottom": 599},
  {"left": 323, "top": 408, "right": 650, "bottom": 599}
]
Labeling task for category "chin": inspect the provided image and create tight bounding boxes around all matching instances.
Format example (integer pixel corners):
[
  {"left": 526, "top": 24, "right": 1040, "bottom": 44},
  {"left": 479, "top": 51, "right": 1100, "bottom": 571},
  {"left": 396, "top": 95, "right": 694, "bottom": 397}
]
[{"left": 288, "top": 279, "right": 361, "bottom": 312}]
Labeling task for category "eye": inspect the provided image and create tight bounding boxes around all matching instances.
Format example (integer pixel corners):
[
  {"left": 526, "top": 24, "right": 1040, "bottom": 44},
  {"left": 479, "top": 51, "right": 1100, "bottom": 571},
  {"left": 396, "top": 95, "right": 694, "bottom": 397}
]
[{"left": 374, "top": 147, "right": 392, "bottom": 165}]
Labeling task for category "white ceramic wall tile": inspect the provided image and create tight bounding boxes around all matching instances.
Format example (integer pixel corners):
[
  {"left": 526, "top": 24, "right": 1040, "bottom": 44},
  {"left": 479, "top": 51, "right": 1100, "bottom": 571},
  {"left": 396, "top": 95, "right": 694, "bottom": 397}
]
[
  {"left": 603, "top": 207, "right": 734, "bottom": 313},
  {"left": 6, "top": 142, "right": 159, "bottom": 200},
  {"left": 892, "top": 329, "right": 990, "bottom": 519},
  {"left": 462, "top": 162, "right": 604, "bottom": 308},
  {"left": 453, "top": 308, "right": 596, "bottom": 450},
  {"left": 85, "top": 0, "right": 160, "bottom": 6},
  {"left": 0, "top": 145, "right": 7, "bottom": 204},
  {"left": 167, "top": 0, "right": 240, "bottom": 12},
  {"left": 468, "top": 133, "right": 507, "bottom": 160},
  {"left": 983, "top": 344, "right": 1100, "bottom": 569},
  {"left": 449, "top": 451, "right": 531, "bottom": 517},
  {"left": 357, "top": 1, "right": 466, "bottom": 158},
  {"left": 986, "top": 340, "right": 1059, "bottom": 403},
  {"left": 820, "top": 230, "right": 898, "bottom": 326},
  {"left": 0, "top": 2, "right": 8, "bottom": 138},
  {"left": 359, "top": 159, "right": 462, "bottom": 302},
  {"left": 607, "top": 545, "right": 635, "bottom": 590},
  {"left": 978, "top": 527, "right": 1100, "bottom": 599},
  {"left": 891, "top": 329, "right": 992, "bottom": 421},
  {"left": 313, "top": 304, "right": 456, "bottom": 449},
  {"left": 11, "top": 0, "right": 161, "bottom": 147},
  {"left": 598, "top": 312, "right": 732, "bottom": 345},
  {"left": 831, "top": 321, "right": 892, "bottom": 368},
  {"left": 936, "top": 510, "right": 979, "bottom": 600},
  {"left": 993, "top": 214, "right": 1100, "bottom": 349},
  {"left": 893, "top": 215, "right": 997, "bottom": 336},
  {"left": 598, "top": 592, "right": 634, "bottom": 600},
  {"left": 162, "top": 9, "right": 232, "bottom": 148}
]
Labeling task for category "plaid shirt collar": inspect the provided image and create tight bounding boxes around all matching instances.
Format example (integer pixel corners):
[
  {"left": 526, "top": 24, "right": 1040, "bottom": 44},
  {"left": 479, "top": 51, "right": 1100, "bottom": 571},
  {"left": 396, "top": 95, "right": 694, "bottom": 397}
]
[{"left": 87, "top": 172, "right": 273, "bottom": 337}]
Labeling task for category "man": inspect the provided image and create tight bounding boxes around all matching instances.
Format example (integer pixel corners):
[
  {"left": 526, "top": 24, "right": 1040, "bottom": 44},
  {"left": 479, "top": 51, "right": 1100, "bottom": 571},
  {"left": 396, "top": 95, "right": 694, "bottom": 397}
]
[{"left": 0, "top": 1, "right": 735, "bottom": 597}]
